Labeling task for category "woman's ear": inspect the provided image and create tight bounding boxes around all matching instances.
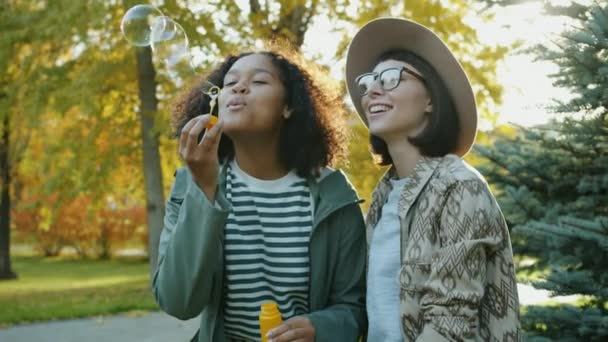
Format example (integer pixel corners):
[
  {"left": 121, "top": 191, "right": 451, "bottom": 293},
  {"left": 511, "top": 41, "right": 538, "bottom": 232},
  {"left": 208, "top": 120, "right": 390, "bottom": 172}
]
[
  {"left": 425, "top": 99, "right": 433, "bottom": 113},
  {"left": 283, "top": 107, "right": 293, "bottom": 119}
]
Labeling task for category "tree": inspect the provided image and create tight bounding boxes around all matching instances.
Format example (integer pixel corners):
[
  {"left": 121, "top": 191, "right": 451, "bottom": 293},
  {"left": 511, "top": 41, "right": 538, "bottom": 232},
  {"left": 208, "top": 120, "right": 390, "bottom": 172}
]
[
  {"left": 3, "top": 0, "right": 510, "bottom": 278},
  {"left": 479, "top": 0, "right": 588, "bottom": 19},
  {"left": 0, "top": 0, "right": 93, "bottom": 279},
  {"left": 133, "top": 42, "right": 165, "bottom": 273},
  {"left": 476, "top": 3, "right": 608, "bottom": 339},
  {"left": 0, "top": 96, "right": 16, "bottom": 279}
]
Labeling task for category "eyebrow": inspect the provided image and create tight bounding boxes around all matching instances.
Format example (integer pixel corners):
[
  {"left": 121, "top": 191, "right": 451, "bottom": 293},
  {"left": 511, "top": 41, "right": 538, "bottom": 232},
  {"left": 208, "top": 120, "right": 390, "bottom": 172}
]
[{"left": 225, "top": 68, "right": 275, "bottom": 78}]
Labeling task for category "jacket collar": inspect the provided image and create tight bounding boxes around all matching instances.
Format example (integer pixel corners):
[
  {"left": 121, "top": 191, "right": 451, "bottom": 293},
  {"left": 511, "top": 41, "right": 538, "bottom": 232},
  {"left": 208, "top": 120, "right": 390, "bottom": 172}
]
[
  {"left": 308, "top": 168, "right": 362, "bottom": 225},
  {"left": 367, "top": 156, "right": 443, "bottom": 229}
]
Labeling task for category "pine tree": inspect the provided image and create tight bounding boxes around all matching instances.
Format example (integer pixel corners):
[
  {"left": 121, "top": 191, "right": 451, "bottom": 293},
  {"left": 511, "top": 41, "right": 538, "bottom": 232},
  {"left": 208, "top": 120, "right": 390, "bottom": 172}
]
[{"left": 475, "top": 3, "right": 608, "bottom": 340}]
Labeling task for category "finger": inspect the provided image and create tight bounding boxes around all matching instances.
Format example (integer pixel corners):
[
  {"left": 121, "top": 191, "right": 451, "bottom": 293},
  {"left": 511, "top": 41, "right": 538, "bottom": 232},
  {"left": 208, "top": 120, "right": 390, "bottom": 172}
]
[
  {"left": 266, "top": 322, "right": 290, "bottom": 340},
  {"left": 283, "top": 316, "right": 308, "bottom": 328},
  {"left": 186, "top": 115, "right": 210, "bottom": 155},
  {"left": 205, "top": 115, "right": 218, "bottom": 129},
  {"left": 271, "top": 328, "right": 309, "bottom": 342},
  {"left": 272, "top": 317, "right": 314, "bottom": 342},
  {"left": 199, "top": 118, "right": 224, "bottom": 149},
  {"left": 179, "top": 116, "right": 202, "bottom": 152}
]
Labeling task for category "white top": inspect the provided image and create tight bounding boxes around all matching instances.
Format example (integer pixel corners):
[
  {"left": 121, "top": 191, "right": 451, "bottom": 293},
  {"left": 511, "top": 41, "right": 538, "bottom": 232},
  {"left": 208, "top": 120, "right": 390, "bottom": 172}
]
[{"left": 367, "top": 177, "right": 409, "bottom": 342}]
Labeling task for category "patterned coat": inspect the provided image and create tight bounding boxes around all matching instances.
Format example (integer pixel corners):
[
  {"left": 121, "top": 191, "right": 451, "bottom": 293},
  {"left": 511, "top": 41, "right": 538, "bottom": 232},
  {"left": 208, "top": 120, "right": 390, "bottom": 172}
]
[{"left": 366, "top": 154, "right": 520, "bottom": 341}]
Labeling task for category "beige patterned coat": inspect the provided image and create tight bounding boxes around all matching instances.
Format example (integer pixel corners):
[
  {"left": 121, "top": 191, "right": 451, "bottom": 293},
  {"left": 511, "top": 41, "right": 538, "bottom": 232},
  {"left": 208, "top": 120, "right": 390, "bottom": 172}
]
[{"left": 366, "top": 154, "right": 520, "bottom": 341}]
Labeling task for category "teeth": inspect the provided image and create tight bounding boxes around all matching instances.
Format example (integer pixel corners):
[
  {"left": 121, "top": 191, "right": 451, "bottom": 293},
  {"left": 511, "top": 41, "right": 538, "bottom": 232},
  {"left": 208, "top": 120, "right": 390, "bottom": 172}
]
[{"left": 369, "top": 105, "right": 391, "bottom": 113}]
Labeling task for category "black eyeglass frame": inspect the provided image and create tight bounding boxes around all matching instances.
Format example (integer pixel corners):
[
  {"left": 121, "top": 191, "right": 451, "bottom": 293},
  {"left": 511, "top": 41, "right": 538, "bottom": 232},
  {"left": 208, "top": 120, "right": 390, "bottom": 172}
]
[{"left": 355, "top": 66, "right": 426, "bottom": 96}]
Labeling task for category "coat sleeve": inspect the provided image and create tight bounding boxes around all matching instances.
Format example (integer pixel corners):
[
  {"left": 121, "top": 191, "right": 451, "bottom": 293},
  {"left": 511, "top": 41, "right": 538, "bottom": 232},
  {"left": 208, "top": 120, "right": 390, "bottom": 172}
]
[
  {"left": 305, "top": 203, "right": 368, "bottom": 342},
  {"left": 416, "top": 179, "right": 516, "bottom": 341},
  {"left": 151, "top": 168, "right": 231, "bottom": 320}
]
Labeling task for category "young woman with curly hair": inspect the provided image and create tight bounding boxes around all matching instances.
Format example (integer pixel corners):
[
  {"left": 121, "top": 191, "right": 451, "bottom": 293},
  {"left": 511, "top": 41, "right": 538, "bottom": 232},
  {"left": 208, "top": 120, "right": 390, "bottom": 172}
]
[{"left": 152, "top": 50, "right": 367, "bottom": 342}]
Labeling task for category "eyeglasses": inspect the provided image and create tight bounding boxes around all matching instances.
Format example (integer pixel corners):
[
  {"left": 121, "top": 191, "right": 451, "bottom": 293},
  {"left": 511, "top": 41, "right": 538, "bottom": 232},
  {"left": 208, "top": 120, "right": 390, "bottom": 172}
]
[{"left": 355, "top": 66, "right": 426, "bottom": 96}]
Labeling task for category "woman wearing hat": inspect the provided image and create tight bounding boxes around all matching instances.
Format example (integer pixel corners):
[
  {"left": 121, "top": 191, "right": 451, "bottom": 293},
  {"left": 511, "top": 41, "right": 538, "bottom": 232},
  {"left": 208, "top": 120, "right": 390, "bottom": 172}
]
[{"left": 346, "top": 18, "right": 520, "bottom": 341}]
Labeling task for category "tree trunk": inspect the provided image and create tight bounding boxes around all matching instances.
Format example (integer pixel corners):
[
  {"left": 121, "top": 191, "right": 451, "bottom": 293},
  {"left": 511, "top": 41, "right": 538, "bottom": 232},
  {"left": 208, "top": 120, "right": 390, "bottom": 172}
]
[
  {"left": 135, "top": 46, "right": 165, "bottom": 277},
  {"left": 0, "top": 111, "right": 17, "bottom": 280}
]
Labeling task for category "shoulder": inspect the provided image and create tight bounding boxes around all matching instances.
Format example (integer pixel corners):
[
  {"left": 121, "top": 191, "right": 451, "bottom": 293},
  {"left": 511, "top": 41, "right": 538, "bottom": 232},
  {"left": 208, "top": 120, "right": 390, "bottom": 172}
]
[
  {"left": 316, "top": 166, "right": 334, "bottom": 182},
  {"left": 314, "top": 167, "right": 365, "bottom": 222},
  {"left": 436, "top": 154, "right": 487, "bottom": 184},
  {"left": 430, "top": 158, "right": 507, "bottom": 243},
  {"left": 425, "top": 154, "right": 490, "bottom": 194},
  {"left": 420, "top": 155, "right": 501, "bottom": 216},
  {"left": 314, "top": 167, "right": 361, "bottom": 202}
]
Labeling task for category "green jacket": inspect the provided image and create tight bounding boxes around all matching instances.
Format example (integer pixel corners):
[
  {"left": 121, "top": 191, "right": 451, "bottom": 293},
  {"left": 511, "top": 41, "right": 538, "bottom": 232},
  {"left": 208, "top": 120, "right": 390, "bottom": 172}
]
[{"left": 152, "top": 164, "right": 367, "bottom": 342}]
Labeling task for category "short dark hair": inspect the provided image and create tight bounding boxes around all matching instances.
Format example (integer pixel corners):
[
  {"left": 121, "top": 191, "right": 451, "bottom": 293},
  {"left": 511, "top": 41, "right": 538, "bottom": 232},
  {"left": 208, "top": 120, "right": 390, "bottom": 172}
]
[
  {"left": 369, "top": 50, "right": 459, "bottom": 165},
  {"left": 171, "top": 49, "right": 348, "bottom": 178}
]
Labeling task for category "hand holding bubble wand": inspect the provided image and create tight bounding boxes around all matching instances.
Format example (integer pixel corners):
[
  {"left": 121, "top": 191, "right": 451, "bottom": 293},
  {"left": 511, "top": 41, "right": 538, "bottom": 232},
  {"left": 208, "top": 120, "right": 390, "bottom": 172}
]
[{"left": 120, "top": 4, "right": 221, "bottom": 129}]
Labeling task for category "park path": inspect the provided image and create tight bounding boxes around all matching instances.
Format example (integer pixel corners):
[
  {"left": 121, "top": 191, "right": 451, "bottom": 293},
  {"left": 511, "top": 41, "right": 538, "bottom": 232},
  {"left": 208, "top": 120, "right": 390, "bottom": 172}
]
[
  {"left": 0, "top": 284, "right": 579, "bottom": 342},
  {"left": 0, "top": 311, "right": 199, "bottom": 342}
]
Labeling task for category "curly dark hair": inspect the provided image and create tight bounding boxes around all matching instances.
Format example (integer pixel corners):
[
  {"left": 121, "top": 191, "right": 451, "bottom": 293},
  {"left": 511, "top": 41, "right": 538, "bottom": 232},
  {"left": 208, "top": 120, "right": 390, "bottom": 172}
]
[{"left": 171, "top": 49, "right": 348, "bottom": 178}]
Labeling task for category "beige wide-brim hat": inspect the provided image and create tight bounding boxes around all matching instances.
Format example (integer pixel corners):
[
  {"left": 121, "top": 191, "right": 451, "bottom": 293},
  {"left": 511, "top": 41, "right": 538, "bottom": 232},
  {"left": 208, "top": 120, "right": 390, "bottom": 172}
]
[{"left": 345, "top": 17, "right": 477, "bottom": 156}]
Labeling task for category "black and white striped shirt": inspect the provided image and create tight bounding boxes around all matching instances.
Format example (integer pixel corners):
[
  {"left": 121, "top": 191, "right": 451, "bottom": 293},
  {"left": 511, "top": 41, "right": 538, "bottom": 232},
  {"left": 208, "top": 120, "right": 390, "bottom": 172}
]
[{"left": 223, "top": 160, "right": 312, "bottom": 341}]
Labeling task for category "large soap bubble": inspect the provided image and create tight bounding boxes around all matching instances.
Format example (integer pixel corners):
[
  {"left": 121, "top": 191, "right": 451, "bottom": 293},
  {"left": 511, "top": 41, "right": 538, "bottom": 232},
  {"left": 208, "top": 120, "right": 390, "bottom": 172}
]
[
  {"left": 120, "top": 4, "right": 165, "bottom": 47},
  {"left": 151, "top": 17, "right": 191, "bottom": 72}
]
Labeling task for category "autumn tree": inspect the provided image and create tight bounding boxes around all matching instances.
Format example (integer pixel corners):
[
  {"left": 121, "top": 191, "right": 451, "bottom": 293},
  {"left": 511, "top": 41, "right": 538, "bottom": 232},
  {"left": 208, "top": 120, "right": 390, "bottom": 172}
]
[{"left": 2, "top": 0, "right": 510, "bottom": 278}]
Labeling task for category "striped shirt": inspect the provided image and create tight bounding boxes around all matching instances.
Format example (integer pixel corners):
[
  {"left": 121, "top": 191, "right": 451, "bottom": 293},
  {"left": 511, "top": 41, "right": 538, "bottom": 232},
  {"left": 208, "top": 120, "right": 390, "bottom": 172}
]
[{"left": 223, "top": 160, "right": 312, "bottom": 342}]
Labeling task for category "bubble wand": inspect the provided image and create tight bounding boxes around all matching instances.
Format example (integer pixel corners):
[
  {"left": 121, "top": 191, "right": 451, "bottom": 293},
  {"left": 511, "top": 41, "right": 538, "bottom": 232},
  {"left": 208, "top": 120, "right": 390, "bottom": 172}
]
[{"left": 202, "top": 84, "right": 220, "bottom": 129}]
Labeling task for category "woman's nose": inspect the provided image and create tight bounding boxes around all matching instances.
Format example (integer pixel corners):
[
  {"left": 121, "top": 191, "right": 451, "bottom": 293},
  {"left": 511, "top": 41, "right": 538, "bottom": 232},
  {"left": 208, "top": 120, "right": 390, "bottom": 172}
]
[
  {"left": 231, "top": 82, "right": 248, "bottom": 94},
  {"left": 366, "top": 79, "right": 384, "bottom": 97}
]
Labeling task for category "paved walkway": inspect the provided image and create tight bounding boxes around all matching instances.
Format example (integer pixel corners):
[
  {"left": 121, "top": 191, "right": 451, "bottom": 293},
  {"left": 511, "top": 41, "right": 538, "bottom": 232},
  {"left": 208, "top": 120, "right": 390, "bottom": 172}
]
[
  {"left": 0, "top": 311, "right": 199, "bottom": 342},
  {"left": 0, "top": 284, "right": 578, "bottom": 341}
]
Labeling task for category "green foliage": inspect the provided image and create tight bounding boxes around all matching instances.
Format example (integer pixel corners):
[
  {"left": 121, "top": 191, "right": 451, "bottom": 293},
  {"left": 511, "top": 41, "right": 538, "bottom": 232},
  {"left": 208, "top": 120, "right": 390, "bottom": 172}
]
[
  {"left": 522, "top": 303, "right": 608, "bottom": 341},
  {"left": 475, "top": 2, "right": 608, "bottom": 339},
  {"left": 338, "top": 121, "right": 386, "bottom": 211}
]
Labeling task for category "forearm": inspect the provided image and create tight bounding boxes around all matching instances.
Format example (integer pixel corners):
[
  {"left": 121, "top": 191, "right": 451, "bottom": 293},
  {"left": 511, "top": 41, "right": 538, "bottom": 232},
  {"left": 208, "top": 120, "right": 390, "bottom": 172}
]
[{"left": 153, "top": 182, "right": 230, "bottom": 319}]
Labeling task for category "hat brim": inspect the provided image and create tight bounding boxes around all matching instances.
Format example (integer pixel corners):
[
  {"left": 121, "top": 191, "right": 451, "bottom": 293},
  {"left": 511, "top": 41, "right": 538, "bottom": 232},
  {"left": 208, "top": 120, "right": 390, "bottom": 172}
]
[{"left": 345, "top": 17, "right": 477, "bottom": 156}]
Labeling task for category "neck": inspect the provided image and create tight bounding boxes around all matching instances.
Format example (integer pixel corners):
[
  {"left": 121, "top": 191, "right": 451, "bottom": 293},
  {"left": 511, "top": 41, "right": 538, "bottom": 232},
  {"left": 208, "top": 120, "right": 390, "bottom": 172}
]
[
  {"left": 384, "top": 135, "right": 422, "bottom": 179},
  {"left": 232, "top": 134, "right": 288, "bottom": 180}
]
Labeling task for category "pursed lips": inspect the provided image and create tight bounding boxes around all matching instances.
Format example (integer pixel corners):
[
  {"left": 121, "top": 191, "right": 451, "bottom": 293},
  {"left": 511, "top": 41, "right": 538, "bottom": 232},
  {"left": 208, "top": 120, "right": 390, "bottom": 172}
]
[{"left": 227, "top": 97, "right": 246, "bottom": 110}]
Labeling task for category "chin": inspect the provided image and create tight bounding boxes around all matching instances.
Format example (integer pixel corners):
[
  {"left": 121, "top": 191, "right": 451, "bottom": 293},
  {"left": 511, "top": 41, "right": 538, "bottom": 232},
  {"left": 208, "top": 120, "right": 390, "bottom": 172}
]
[{"left": 368, "top": 123, "right": 390, "bottom": 137}]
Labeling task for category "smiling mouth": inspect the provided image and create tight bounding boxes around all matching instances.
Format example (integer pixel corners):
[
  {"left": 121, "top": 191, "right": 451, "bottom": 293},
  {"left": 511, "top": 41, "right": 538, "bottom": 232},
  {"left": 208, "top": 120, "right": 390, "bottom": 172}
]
[{"left": 368, "top": 104, "right": 393, "bottom": 116}]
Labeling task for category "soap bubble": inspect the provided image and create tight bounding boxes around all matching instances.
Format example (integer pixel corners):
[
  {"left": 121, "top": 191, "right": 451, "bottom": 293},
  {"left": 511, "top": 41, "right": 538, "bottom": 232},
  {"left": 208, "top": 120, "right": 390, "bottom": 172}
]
[
  {"left": 120, "top": 4, "right": 164, "bottom": 47},
  {"left": 121, "top": 4, "right": 222, "bottom": 101},
  {"left": 151, "top": 17, "right": 190, "bottom": 69}
]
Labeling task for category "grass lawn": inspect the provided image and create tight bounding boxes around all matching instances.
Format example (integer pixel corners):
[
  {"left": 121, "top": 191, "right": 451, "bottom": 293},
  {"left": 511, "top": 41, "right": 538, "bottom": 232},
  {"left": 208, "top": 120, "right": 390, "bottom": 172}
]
[{"left": 0, "top": 256, "right": 159, "bottom": 326}]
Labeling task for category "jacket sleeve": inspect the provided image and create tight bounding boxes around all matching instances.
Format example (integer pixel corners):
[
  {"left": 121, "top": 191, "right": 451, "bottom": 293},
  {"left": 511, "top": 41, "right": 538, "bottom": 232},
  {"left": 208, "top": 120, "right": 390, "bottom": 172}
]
[
  {"left": 417, "top": 179, "right": 512, "bottom": 341},
  {"left": 305, "top": 203, "right": 368, "bottom": 342},
  {"left": 151, "top": 168, "right": 231, "bottom": 320}
]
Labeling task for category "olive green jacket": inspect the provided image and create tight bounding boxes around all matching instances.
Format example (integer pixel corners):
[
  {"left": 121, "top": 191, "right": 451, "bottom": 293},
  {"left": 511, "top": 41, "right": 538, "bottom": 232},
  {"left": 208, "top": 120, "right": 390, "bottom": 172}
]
[{"left": 152, "top": 164, "right": 367, "bottom": 341}]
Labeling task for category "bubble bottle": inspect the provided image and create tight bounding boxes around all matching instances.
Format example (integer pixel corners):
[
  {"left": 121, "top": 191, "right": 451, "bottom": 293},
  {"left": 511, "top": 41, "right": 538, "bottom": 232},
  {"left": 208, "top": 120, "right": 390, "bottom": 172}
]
[{"left": 259, "top": 301, "right": 282, "bottom": 342}]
